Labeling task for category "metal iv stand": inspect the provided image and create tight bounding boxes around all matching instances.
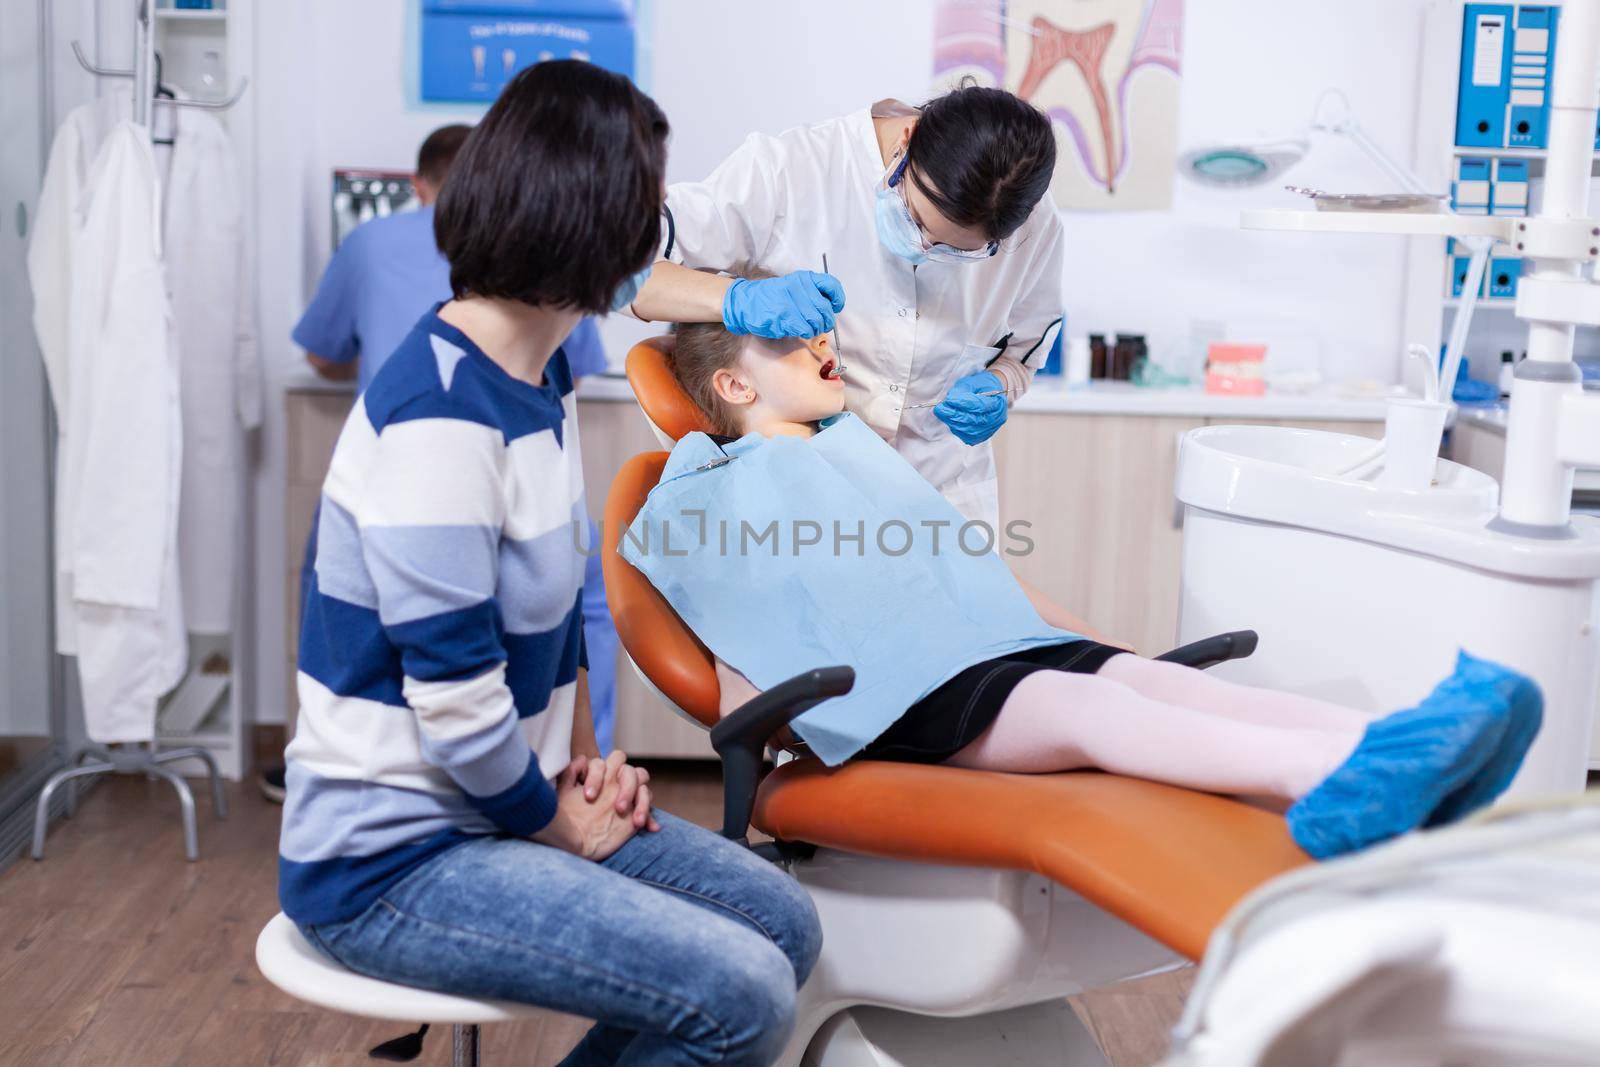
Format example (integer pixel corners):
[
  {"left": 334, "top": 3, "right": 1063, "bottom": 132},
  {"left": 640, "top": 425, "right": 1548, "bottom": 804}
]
[{"left": 31, "top": 0, "right": 250, "bottom": 863}]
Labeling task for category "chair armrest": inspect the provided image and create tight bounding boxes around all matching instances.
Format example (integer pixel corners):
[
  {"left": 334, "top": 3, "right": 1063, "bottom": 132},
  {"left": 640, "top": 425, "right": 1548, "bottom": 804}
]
[
  {"left": 710, "top": 666, "right": 854, "bottom": 844},
  {"left": 1154, "top": 630, "right": 1259, "bottom": 671}
]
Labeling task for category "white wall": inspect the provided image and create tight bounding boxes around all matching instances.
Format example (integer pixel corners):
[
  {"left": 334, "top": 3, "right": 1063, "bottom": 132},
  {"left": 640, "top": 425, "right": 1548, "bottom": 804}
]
[{"left": 247, "top": 0, "right": 1430, "bottom": 723}]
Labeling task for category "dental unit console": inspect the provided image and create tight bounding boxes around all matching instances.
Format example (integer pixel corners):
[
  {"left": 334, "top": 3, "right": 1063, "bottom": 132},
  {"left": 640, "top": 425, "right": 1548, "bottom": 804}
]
[{"left": 1218, "top": 0, "right": 1600, "bottom": 801}]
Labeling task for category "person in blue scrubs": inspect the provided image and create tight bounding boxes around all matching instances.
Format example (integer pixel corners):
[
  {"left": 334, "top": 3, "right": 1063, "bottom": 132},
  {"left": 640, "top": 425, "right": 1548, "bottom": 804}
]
[{"left": 294, "top": 124, "right": 610, "bottom": 391}]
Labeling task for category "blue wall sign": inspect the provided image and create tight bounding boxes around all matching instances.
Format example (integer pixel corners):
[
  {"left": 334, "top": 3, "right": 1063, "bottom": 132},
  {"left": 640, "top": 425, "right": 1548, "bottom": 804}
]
[{"left": 421, "top": 1, "right": 635, "bottom": 103}]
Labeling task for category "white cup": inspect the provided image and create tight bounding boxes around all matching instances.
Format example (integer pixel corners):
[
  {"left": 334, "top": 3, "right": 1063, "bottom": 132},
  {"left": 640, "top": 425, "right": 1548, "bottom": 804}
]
[
  {"left": 1065, "top": 335, "right": 1091, "bottom": 388},
  {"left": 1378, "top": 397, "right": 1449, "bottom": 490}
]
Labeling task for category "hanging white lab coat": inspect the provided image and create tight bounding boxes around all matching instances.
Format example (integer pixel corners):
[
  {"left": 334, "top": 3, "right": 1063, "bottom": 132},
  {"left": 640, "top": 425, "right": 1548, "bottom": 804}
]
[
  {"left": 28, "top": 90, "right": 259, "bottom": 741},
  {"left": 161, "top": 100, "right": 261, "bottom": 633},
  {"left": 664, "top": 99, "right": 1067, "bottom": 527},
  {"left": 29, "top": 115, "right": 186, "bottom": 743},
  {"left": 28, "top": 91, "right": 127, "bottom": 654}
]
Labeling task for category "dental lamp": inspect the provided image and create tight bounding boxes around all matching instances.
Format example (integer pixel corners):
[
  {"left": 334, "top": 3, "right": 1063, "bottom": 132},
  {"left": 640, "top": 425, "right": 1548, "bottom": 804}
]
[{"left": 1180, "top": 90, "right": 1495, "bottom": 409}]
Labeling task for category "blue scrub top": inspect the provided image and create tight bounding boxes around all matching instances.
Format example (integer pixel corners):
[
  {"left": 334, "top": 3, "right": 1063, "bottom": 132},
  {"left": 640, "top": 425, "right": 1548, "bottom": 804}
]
[{"left": 293, "top": 204, "right": 607, "bottom": 391}]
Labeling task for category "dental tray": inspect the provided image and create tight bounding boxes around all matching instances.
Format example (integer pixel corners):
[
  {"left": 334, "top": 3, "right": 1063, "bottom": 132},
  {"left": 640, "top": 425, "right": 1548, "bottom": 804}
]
[{"left": 1284, "top": 186, "right": 1446, "bottom": 213}]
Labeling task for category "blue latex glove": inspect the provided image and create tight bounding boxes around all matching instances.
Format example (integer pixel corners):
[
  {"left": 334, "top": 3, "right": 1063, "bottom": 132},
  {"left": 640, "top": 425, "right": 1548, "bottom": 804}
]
[
  {"left": 1285, "top": 650, "right": 1536, "bottom": 859},
  {"left": 722, "top": 271, "right": 846, "bottom": 338},
  {"left": 933, "top": 371, "right": 1008, "bottom": 445}
]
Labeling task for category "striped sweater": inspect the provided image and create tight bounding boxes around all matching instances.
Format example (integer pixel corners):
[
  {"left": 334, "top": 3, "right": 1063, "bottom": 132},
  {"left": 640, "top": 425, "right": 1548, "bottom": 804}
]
[{"left": 278, "top": 307, "right": 587, "bottom": 925}]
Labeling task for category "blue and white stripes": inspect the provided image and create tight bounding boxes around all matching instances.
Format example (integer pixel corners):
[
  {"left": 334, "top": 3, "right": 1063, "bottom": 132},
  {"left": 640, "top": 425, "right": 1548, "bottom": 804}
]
[{"left": 279, "top": 309, "right": 587, "bottom": 925}]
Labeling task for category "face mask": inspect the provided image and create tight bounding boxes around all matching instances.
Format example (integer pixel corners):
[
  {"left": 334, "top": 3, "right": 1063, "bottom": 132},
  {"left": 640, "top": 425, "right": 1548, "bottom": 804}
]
[
  {"left": 874, "top": 155, "right": 930, "bottom": 265},
  {"left": 873, "top": 151, "right": 1001, "bottom": 266},
  {"left": 611, "top": 262, "right": 653, "bottom": 312}
]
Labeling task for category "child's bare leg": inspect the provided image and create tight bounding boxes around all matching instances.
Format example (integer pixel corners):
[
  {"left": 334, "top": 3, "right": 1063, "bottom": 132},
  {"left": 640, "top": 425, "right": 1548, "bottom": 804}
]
[
  {"left": 945, "top": 670, "right": 1362, "bottom": 800},
  {"left": 1098, "top": 653, "right": 1373, "bottom": 731}
]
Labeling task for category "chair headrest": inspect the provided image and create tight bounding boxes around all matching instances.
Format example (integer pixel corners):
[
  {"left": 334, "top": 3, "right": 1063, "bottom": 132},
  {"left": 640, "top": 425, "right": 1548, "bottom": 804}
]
[{"left": 625, "top": 336, "right": 715, "bottom": 444}]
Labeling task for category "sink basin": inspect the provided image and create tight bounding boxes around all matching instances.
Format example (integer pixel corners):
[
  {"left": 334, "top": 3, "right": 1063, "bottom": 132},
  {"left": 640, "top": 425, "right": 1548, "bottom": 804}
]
[
  {"left": 1177, "top": 424, "right": 1499, "bottom": 529},
  {"left": 1173, "top": 423, "right": 1600, "bottom": 798}
]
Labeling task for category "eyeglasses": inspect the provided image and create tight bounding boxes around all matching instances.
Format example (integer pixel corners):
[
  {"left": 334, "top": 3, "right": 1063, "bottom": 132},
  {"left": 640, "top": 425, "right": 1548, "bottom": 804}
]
[{"left": 883, "top": 155, "right": 999, "bottom": 264}]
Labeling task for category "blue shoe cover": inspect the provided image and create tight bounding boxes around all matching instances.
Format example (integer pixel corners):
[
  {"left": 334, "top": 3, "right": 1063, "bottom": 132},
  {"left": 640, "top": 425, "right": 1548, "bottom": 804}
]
[
  {"left": 1426, "top": 651, "right": 1542, "bottom": 827},
  {"left": 1287, "top": 652, "right": 1515, "bottom": 859}
]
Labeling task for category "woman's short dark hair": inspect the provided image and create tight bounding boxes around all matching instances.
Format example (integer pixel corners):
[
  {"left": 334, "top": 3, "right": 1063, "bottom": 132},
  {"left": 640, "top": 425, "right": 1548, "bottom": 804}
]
[
  {"left": 905, "top": 84, "right": 1055, "bottom": 242},
  {"left": 434, "top": 60, "right": 669, "bottom": 312}
]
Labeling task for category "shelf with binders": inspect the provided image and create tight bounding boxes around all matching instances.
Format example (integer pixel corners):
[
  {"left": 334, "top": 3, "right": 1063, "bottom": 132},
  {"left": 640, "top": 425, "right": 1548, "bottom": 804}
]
[
  {"left": 1405, "top": 1, "right": 1600, "bottom": 393},
  {"left": 154, "top": 8, "right": 226, "bottom": 20},
  {"left": 1448, "top": 147, "right": 1600, "bottom": 178},
  {"left": 1443, "top": 152, "right": 1529, "bottom": 307},
  {"left": 154, "top": 0, "right": 227, "bottom": 12},
  {"left": 1442, "top": 296, "right": 1518, "bottom": 309}
]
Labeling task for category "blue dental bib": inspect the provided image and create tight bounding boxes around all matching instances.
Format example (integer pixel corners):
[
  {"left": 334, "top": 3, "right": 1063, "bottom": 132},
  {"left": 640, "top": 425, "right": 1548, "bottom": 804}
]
[{"left": 620, "top": 413, "right": 1080, "bottom": 764}]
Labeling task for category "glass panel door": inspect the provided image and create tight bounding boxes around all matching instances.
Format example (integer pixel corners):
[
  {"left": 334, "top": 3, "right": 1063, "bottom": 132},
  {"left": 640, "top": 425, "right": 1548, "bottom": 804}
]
[{"left": 0, "top": 0, "right": 63, "bottom": 817}]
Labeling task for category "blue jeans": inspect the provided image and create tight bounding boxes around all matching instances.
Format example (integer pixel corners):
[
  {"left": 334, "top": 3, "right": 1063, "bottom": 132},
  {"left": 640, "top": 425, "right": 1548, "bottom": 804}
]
[{"left": 300, "top": 812, "right": 821, "bottom": 1066}]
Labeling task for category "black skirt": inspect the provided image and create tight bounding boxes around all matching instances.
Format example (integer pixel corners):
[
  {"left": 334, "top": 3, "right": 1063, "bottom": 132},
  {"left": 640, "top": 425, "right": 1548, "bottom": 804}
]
[{"left": 857, "top": 640, "right": 1125, "bottom": 765}]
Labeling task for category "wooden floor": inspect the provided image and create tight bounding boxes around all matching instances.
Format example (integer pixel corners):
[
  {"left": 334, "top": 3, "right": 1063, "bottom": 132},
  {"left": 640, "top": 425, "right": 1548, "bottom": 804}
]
[{"left": 0, "top": 766, "right": 1190, "bottom": 1067}]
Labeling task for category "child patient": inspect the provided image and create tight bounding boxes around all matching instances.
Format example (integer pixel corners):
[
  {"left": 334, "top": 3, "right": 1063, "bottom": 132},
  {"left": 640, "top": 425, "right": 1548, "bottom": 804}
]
[{"left": 621, "top": 315, "right": 1543, "bottom": 860}]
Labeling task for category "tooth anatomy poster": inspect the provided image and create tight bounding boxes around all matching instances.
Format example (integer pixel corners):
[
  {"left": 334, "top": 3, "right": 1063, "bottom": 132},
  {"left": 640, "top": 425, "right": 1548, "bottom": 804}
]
[{"left": 933, "top": 0, "right": 1184, "bottom": 211}]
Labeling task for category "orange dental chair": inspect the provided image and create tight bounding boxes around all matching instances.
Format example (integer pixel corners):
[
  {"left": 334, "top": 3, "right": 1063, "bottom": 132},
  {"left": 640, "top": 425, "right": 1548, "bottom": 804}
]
[{"left": 602, "top": 338, "right": 1311, "bottom": 1066}]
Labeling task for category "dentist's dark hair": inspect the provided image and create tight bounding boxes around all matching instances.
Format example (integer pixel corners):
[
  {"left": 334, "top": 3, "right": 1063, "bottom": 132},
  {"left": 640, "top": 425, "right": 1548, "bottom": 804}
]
[
  {"left": 434, "top": 60, "right": 669, "bottom": 312},
  {"left": 905, "top": 82, "right": 1056, "bottom": 242}
]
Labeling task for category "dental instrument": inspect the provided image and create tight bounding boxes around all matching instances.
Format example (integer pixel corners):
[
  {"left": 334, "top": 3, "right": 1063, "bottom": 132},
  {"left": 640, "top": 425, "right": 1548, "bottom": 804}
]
[
  {"left": 1284, "top": 186, "right": 1446, "bottom": 213},
  {"left": 901, "top": 389, "right": 1005, "bottom": 410},
  {"left": 820, "top": 253, "right": 846, "bottom": 380}
]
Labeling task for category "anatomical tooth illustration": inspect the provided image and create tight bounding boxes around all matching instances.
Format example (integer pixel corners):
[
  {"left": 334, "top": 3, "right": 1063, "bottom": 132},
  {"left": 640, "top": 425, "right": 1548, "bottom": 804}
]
[
  {"left": 1017, "top": 17, "right": 1119, "bottom": 191},
  {"left": 933, "top": 0, "right": 1184, "bottom": 210}
]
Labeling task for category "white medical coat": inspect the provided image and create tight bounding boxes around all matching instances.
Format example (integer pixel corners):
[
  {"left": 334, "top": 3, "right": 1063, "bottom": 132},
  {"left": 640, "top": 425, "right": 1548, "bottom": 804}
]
[
  {"left": 28, "top": 90, "right": 258, "bottom": 740},
  {"left": 161, "top": 99, "right": 262, "bottom": 633},
  {"left": 29, "top": 114, "right": 186, "bottom": 743},
  {"left": 665, "top": 99, "right": 1067, "bottom": 527}
]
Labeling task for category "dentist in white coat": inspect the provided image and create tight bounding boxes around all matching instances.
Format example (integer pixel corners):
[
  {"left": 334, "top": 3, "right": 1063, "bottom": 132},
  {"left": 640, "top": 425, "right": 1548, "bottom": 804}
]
[{"left": 629, "top": 84, "right": 1065, "bottom": 527}]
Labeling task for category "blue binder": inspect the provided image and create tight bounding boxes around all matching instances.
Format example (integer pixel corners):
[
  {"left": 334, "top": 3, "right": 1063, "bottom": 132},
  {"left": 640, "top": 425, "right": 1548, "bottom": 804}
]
[
  {"left": 1457, "top": 4, "right": 1514, "bottom": 147},
  {"left": 1489, "top": 158, "right": 1529, "bottom": 301},
  {"left": 1453, "top": 156, "right": 1493, "bottom": 210},
  {"left": 1489, "top": 257, "right": 1522, "bottom": 299},
  {"left": 1507, "top": 6, "right": 1557, "bottom": 148},
  {"left": 1490, "top": 158, "right": 1529, "bottom": 215}
]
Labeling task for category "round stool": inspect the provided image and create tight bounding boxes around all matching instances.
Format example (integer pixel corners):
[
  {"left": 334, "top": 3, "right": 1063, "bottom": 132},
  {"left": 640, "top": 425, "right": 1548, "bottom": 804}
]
[{"left": 255, "top": 912, "right": 544, "bottom": 1066}]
